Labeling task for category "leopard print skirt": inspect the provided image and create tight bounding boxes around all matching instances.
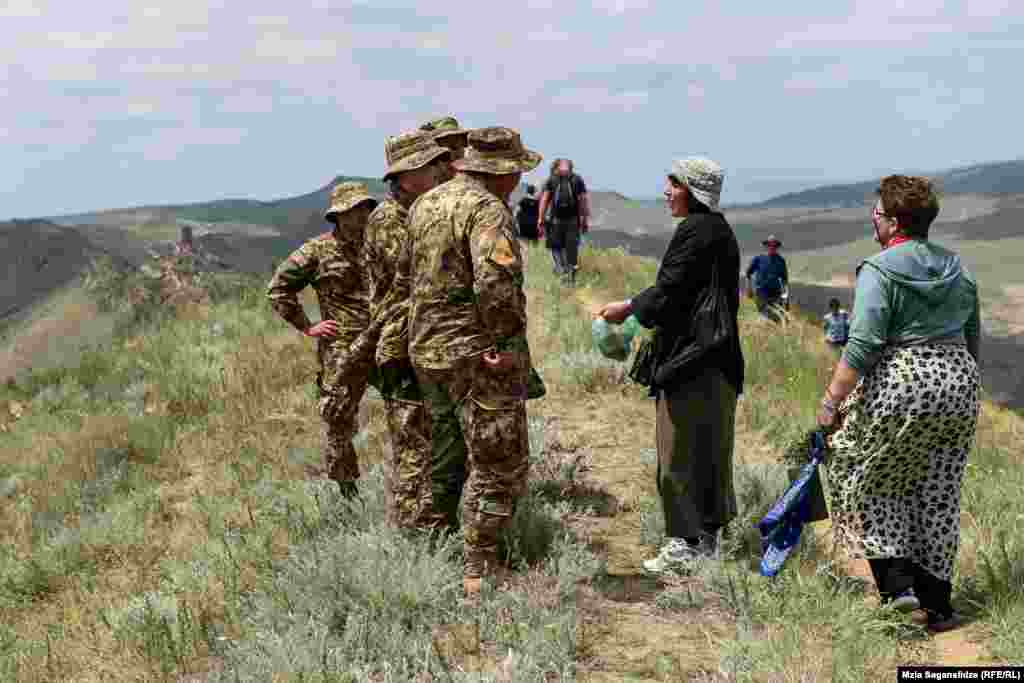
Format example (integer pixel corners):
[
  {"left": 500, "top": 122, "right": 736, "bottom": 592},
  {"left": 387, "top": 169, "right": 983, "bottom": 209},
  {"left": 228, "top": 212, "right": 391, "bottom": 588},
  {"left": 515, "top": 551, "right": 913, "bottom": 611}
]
[{"left": 827, "top": 344, "right": 980, "bottom": 582}]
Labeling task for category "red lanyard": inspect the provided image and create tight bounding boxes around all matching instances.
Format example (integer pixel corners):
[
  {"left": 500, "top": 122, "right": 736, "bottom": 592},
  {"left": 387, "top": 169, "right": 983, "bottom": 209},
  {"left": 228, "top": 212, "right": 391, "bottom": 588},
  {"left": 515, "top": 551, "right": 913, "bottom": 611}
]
[{"left": 885, "top": 235, "right": 913, "bottom": 249}]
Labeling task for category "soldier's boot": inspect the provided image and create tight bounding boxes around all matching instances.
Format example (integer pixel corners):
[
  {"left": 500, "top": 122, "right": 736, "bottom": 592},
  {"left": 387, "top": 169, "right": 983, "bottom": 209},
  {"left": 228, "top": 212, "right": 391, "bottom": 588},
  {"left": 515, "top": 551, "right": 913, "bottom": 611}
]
[{"left": 336, "top": 480, "right": 358, "bottom": 500}]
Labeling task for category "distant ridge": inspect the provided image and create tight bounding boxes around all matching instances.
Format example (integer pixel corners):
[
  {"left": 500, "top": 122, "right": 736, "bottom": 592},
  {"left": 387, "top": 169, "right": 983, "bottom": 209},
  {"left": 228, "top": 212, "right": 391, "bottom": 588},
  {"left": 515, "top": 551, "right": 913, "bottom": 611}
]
[
  {"left": 173, "top": 175, "right": 387, "bottom": 226},
  {"left": 749, "top": 158, "right": 1024, "bottom": 208},
  {"left": 43, "top": 175, "right": 387, "bottom": 227}
]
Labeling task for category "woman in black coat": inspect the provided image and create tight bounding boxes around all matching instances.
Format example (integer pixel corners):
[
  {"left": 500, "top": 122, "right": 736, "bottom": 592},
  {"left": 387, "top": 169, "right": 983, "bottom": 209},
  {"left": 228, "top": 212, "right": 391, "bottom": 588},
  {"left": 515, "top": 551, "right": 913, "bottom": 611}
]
[{"left": 598, "top": 157, "right": 744, "bottom": 575}]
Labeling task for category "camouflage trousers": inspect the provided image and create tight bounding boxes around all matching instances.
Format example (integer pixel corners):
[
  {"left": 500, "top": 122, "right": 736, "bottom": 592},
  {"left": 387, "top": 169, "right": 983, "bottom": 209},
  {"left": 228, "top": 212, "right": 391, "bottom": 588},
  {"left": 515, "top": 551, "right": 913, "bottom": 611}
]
[
  {"left": 317, "top": 373, "right": 369, "bottom": 486},
  {"left": 376, "top": 362, "right": 433, "bottom": 530},
  {"left": 416, "top": 360, "right": 530, "bottom": 579}
]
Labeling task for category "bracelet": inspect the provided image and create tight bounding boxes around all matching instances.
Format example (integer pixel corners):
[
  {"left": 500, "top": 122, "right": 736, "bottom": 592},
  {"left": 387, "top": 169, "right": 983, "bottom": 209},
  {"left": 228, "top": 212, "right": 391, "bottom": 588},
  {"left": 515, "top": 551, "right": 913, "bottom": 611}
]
[{"left": 821, "top": 396, "right": 837, "bottom": 413}]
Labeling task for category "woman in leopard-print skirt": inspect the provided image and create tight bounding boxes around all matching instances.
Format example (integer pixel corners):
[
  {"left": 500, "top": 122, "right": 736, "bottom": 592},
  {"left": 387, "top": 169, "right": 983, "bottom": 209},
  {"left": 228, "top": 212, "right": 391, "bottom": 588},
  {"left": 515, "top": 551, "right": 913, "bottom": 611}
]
[{"left": 817, "top": 176, "right": 981, "bottom": 633}]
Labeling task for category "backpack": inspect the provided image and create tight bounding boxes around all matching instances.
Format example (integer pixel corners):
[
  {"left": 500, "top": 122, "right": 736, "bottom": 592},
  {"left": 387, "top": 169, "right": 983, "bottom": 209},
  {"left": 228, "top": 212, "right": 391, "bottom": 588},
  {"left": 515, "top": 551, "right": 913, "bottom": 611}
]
[
  {"left": 551, "top": 175, "right": 579, "bottom": 219},
  {"left": 517, "top": 197, "right": 539, "bottom": 236}
]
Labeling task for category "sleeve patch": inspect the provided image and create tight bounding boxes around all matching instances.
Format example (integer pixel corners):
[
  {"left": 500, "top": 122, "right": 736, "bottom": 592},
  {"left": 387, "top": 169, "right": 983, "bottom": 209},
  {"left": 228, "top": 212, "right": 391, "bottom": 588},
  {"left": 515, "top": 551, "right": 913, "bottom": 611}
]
[{"left": 490, "top": 235, "right": 518, "bottom": 268}]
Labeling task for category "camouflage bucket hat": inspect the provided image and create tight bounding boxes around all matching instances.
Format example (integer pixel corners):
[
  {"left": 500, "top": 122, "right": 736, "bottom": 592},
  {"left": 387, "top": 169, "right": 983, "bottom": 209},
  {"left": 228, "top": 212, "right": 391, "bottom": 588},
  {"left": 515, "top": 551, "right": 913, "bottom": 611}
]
[
  {"left": 324, "top": 181, "right": 377, "bottom": 220},
  {"left": 382, "top": 130, "right": 451, "bottom": 181},
  {"left": 452, "top": 127, "right": 542, "bottom": 176},
  {"left": 420, "top": 115, "right": 469, "bottom": 142},
  {"left": 669, "top": 157, "right": 724, "bottom": 211}
]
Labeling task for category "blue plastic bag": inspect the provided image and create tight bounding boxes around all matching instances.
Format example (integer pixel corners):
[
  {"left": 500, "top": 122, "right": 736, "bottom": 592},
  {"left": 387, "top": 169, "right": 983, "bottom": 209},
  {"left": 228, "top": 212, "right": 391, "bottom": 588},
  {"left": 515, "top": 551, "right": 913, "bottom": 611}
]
[
  {"left": 592, "top": 315, "right": 641, "bottom": 361},
  {"left": 757, "top": 431, "right": 828, "bottom": 577}
]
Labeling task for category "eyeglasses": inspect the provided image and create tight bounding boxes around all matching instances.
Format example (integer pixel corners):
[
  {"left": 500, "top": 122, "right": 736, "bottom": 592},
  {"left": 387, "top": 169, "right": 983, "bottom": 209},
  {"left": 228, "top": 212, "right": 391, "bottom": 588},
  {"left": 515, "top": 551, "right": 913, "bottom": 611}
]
[{"left": 871, "top": 206, "right": 893, "bottom": 226}]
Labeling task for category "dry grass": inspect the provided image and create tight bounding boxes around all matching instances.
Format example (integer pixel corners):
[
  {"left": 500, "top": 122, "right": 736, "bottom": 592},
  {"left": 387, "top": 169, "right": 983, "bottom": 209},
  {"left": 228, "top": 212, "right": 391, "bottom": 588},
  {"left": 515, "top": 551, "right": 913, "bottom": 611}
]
[{"left": 1, "top": 246, "right": 1022, "bottom": 680}]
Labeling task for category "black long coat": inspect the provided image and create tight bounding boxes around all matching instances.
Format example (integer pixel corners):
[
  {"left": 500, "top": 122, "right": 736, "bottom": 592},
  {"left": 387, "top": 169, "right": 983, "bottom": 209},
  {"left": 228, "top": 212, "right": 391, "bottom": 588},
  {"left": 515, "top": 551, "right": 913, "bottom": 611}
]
[{"left": 631, "top": 211, "right": 745, "bottom": 395}]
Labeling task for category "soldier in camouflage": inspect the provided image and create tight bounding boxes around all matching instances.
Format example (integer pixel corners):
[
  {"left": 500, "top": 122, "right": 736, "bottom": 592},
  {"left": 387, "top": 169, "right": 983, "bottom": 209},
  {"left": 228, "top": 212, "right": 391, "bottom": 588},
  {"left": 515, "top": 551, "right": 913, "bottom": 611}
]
[
  {"left": 420, "top": 115, "right": 469, "bottom": 182},
  {"left": 403, "top": 126, "right": 542, "bottom": 597},
  {"left": 346, "top": 130, "right": 450, "bottom": 529},
  {"left": 266, "top": 182, "right": 378, "bottom": 498}
]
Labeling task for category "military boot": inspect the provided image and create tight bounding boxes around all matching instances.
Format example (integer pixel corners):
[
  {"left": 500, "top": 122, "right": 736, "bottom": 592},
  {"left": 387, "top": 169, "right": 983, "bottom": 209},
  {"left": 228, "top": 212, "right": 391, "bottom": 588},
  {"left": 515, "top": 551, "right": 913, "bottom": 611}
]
[{"left": 336, "top": 480, "right": 358, "bottom": 500}]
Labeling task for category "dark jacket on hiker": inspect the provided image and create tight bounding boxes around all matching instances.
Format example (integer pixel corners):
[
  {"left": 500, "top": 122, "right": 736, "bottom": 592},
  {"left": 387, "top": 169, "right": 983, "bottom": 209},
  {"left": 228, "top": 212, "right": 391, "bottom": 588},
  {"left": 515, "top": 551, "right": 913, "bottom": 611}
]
[{"left": 631, "top": 211, "right": 745, "bottom": 396}]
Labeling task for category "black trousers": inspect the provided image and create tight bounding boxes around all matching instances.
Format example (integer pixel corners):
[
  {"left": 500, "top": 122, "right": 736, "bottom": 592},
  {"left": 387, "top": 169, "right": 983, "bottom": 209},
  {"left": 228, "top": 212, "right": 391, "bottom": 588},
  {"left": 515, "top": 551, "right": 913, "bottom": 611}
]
[{"left": 868, "top": 558, "right": 953, "bottom": 617}]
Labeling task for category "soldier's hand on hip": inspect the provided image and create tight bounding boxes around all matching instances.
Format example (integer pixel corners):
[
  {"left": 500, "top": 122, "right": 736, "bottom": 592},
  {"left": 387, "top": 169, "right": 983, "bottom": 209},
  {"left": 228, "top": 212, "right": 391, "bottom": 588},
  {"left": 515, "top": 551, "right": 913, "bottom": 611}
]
[
  {"left": 481, "top": 351, "right": 517, "bottom": 372},
  {"left": 305, "top": 320, "right": 340, "bottom": 339}
]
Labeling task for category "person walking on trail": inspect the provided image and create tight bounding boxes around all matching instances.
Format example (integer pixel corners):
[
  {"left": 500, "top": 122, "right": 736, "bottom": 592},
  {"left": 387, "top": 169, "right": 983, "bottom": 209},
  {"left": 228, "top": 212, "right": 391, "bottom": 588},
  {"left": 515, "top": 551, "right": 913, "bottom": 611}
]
[
  {"left": 346, "top": 130, "right": 450, "bottom": 529},
  {"left": 537, "top": 158, "right": 590, "bottom": 285},
  {"left": 746, "top": 235, "right": 788, "bottom": 322},
  {"left": 817, "top": 175, "right": 981, "bottom": 633},
  {"left": 597, "top": 157, "right": 744, "bottom": 576},
  {"left": 513, "top": 184, "right": 541, "bottom": 242},
  {"left": 420, "top": 115, "right": 469, "bottom": 182},
  {"left": 404, "top": 126, "right": 541, "bottom": 598},
  {"left": 267, "top": 182, "right": 378, "bottom": 499},
  {"left": 823, "top": 297, "right": 850, "bottom": 350}
]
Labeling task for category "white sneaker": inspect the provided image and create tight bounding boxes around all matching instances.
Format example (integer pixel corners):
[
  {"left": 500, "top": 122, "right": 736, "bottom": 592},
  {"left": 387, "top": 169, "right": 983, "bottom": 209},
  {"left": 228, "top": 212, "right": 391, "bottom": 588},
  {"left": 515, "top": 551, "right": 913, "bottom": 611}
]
[{"left": 642, "top": 538, "right": 704, "bottom": 575}]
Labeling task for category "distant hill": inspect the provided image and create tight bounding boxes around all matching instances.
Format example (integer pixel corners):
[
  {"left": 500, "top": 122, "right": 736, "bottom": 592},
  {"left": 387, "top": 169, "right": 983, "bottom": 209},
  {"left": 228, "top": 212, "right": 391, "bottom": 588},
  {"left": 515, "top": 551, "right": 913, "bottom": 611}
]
[
  {"left": 751, "top": 159, "right": 1024, "bottom": 208},
  {"left": 0, "top": 220, "right": 134, "bottom": 327},
  {"left": 173, "top": 175, "right": 387, "bottom": 227}
]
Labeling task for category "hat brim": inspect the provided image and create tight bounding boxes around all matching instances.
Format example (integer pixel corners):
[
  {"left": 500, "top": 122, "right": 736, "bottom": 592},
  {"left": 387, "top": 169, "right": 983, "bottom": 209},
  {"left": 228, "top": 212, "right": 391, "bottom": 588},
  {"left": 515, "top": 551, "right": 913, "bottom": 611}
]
[
  {"left": 452, "top": 148, "right": 542, "bottom": 175},
  {"left": 324, "top": 196, "right": 377, "bottom": 220},
  {"left": 382, "top": 146, "right": 451, "bottom": 182}
]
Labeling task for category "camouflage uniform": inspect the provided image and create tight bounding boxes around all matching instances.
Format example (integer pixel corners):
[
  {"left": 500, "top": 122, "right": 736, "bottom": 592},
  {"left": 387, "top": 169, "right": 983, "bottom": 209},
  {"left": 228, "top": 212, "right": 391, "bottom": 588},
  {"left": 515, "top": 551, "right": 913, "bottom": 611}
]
[
  {"left": 405, "top": 127, "right": 542, "bottom": 579},
  {"left": 267, "top": 182, "right": 377, "bottom": 492},
  {"left": 347, "top": 131, "right": 449, "bottom": 527}
]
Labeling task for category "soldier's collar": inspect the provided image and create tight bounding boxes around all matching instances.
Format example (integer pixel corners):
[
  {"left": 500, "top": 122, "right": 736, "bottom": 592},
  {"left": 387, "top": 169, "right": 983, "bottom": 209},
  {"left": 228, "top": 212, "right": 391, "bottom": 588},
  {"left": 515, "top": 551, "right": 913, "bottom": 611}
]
[{"left": 388, "top": 190, "right": 415, "bottom": 211}]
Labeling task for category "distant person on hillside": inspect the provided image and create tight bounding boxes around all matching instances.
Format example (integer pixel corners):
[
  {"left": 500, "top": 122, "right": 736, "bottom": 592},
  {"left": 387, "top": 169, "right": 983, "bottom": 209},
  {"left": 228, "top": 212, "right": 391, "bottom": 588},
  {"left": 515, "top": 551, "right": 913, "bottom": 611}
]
[
  {"left": 823, "top": 297, "right": 850, "bottom": 350},
  {"left": 537, "top": 158, "right": 589, "bottom": 286},
  {"left": 514, "top": 184, "right": 541, "bottom": 242},
  {"left": 420, "top": 115, "right": 469, "bottom": 182},
  {"left": 597, "top": 157, "right": 744, "bottom": 575},
  {"left": 746, "top": 235, "right": 788, "bottom": 322},
  {"left": 266, "top": 182, "right": 378, "bottom": 499},
  {"left": 817, "top": 175, "right": 981, "bottom": 633}
]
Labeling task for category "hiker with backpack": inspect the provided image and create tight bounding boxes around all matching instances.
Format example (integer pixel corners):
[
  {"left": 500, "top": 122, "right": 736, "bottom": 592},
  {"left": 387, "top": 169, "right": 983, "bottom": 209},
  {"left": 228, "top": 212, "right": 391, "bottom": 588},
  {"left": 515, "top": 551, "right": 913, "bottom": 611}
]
[
  {"left": 537, "top": 158, "right": 589, "bottom": 285},
  {"left": 514, "top": 184, "right": 541, "bottom": 242}
]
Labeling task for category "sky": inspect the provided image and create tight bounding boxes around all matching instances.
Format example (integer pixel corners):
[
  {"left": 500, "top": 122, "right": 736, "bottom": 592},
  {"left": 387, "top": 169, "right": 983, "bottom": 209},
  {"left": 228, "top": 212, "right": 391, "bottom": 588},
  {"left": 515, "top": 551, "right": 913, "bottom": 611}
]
[{"left": 3, "top": 0, "right": 1024, "bottom": 219}]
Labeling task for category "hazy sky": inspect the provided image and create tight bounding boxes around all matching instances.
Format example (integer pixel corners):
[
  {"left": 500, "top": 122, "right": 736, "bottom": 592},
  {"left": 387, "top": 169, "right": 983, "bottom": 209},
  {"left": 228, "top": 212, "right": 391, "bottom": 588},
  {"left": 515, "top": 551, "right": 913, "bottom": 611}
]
[{"left": 3, "top": 0, "right": 1023, "bottom": 218}]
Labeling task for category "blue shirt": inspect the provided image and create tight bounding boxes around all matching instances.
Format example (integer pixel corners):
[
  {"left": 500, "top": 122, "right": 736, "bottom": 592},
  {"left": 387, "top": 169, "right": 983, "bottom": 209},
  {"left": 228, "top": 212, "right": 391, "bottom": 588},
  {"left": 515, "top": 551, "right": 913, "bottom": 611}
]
[
  {"left": 823, "top": 310, "right": 850, "bottom": 343},
  {"left": 746, "top": 254, "right": 788, "bottom": 297}
]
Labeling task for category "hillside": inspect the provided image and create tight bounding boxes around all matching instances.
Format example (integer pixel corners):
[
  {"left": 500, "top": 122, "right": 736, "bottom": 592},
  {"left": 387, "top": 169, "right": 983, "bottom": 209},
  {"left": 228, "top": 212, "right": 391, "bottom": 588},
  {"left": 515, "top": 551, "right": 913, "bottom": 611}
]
[
  {"left": 1, "top": 244, "right": 1021, "bottom": 680},
  {"left": 0, "top": 220, "right": 135, "bottom": 330},
  {"left": 172, "top": 175, "right": 388, "bottom": 227},
  {"left": 746, "top": 158, "right": 1024, "bottom": 209}
]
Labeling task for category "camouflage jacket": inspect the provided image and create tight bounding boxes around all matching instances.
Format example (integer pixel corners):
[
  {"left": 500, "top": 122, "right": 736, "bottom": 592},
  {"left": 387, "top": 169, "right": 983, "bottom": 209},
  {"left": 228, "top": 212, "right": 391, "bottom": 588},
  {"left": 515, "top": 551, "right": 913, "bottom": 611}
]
[
  {"left": 266, "top": 230, "right": 368, "bottom": 391},
  {"left": 404, "top": 174, "right": 530, "bottom": 376},
  {"left": 348, "top": 197, "right": 413, "bottom": 372}
]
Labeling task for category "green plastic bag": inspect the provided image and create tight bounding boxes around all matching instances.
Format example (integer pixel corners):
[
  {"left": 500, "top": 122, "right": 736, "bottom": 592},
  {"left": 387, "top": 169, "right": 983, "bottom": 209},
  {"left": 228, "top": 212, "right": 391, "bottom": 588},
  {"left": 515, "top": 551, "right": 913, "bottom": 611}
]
[{"left": 592, "top": 315, "right": 641, "bottom": 362}]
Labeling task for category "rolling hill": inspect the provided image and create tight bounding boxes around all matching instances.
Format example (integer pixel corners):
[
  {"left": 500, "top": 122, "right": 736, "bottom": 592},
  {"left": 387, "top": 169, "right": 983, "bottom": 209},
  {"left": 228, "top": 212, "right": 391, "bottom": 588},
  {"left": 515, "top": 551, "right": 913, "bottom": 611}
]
[{"left": 745, "top": 158, "right": 1024, "bottom": 209}]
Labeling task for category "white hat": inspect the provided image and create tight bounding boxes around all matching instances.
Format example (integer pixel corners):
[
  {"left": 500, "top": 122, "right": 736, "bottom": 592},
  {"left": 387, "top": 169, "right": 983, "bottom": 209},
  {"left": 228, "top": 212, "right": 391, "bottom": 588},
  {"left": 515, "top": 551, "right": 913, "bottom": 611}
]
[{"left": 669, "top": 157, "right": 724, "bottom": 211}]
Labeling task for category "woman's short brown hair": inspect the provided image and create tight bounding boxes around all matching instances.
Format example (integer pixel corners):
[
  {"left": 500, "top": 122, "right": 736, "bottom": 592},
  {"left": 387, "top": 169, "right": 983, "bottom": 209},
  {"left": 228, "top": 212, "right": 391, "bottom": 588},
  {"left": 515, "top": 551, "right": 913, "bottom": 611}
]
[{"left": 877, "top": 175, "right": 940, "bottom": 239}]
